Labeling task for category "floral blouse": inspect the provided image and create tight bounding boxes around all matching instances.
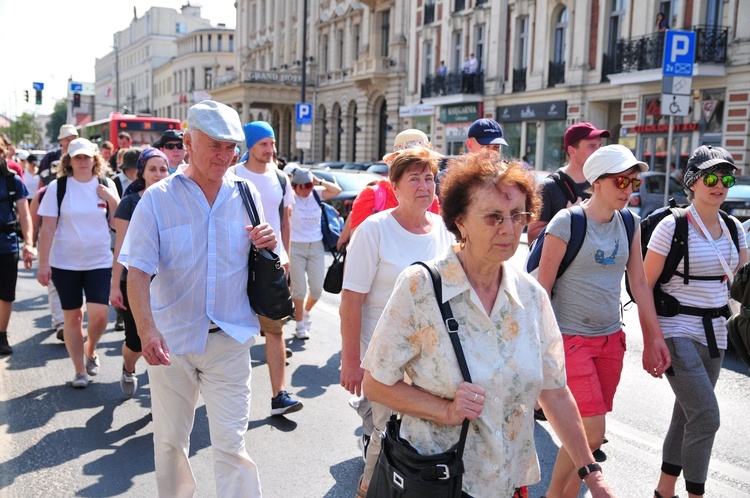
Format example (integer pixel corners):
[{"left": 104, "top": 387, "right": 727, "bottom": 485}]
[{"left": 361, "top": 249, "right": 566, "bottom": 497}]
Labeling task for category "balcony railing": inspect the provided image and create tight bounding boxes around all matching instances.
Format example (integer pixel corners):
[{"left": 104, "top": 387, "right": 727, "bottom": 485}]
[
  {"left": 604, "top": 26, "right": 728, "bottom": 78},
  {"left": 424, "top": 3, "right": 435, "bottom": 25},
  {"left": 421, "top": 70, "right": 484, "bottom": 98},
  {"left": 548, "top": 60, "right": 565, "bottom": 87},
  {"left": 454, "top": 0, "right": 465, "bottom": 13},
  {"left": 513, "top": 68, "right": 526, "bottom": 92}
]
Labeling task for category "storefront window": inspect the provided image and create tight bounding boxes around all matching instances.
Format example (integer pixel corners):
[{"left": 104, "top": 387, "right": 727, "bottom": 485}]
[
  {"left": 525, "top": 122, "right": 537, "bottom": 167},
  {"left": 543, "top": 120, "right": 566, "bottom": 170},
  {"left": 504, "top": 123, "right": 522, "bottom": 159}
]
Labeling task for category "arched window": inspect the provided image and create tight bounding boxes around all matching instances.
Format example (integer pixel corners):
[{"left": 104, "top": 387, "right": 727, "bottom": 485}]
[{"left": 553, "top": 8, "right": 568, "bottom": 64}]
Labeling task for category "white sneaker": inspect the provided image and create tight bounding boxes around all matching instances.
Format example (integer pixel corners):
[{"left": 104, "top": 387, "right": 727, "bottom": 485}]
[
  {"left": 294, "top": 322, "right": 310, "bottom": 340},
  {"left": 120, "top": 366, "right": 138, "bottom": 398}
]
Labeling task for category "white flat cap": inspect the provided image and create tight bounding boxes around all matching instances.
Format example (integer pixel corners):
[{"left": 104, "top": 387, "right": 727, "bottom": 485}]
[{"left": 187, "top": 100, "right": 245, "bottom": 143}]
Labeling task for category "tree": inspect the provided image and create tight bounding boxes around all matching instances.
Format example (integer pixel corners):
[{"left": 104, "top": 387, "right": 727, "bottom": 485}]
[
  {"left": 0, "top": 112, "right": 43, "bottom": 147},
  {"left": 45, "top": 100, "right": 68, "bottom": 145}
]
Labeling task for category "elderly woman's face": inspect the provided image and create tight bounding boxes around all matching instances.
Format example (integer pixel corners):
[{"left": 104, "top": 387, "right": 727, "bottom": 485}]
[
  {"left": 457, "top": 184, "right": 527, "bottom": 263},
  {"left": 392, "top": 163, "right": 435, "bottom": 210}
]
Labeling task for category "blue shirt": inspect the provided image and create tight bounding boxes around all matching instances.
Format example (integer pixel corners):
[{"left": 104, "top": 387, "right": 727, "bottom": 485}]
[
  {"left": 119, "top": 172, "right": 266, "bottom": 354},
  {"left": 0, "top": 175, "right": 29, "bottom": 254}
]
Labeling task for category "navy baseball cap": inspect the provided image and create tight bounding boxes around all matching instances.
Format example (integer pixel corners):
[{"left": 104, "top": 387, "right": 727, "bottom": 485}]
[{"left": 468, "top": 118, "right": 508, "bottom": 146}]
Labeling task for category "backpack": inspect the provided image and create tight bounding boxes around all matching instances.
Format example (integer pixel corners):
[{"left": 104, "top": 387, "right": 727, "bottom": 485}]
[
  {"left": 56, "top": 176, "right": 110, "bottom": 219},
  {"left": 0, "top": 174, "right": 21, "bottom": 236},
  {"left": 626, "top": 198, "right": 739, "bottom": 314},
  {"left": 548, "top": 170, "right": 579, "bottom": 205},
  {"left": 229, "top": 165, "right": 287, "bottom": 222},
  {"left": 312, "top": 189, "right": 344, "bottom": 252},
  {"left": 727, "top": 261, "right": 750, "bottom": 368},
  {"left": 526, "top": 205, "right": 636, "bottom": 279}
]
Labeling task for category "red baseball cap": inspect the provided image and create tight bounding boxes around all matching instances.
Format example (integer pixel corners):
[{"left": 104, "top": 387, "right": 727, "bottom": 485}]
[{"left": 563, "top": 122, "right": 611, "bottom": 150}]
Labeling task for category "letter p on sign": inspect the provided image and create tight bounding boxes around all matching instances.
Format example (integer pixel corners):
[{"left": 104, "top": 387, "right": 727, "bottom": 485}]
[{"left": 670, "top": 35, "right": 690, "bottom": 63}]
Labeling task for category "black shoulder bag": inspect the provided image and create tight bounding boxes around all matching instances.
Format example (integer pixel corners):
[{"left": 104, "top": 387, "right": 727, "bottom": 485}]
[
  {"left": 366, "top": 262, "right": 471, "bottom": 498},
  {"left": 237, "top": 181, "right": 294, "bottom": 320}
]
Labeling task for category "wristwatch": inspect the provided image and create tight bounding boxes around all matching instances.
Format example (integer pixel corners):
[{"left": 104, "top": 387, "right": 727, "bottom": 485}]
[{"left": 577, "top": 463, "right": 602, "bottom": 479}]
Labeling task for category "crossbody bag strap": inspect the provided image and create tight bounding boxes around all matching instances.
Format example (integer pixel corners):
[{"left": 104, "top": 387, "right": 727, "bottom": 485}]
[
  {"left": 237, "top": 180, "right": 260, "bottom": 228},
  {"left": 412, "top": 261, "right": 471, "bottom": 458}
]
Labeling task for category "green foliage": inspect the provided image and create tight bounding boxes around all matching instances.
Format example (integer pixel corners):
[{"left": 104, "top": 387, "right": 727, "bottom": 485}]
[
  {"left": 0, "top": 112, "right": 43, "bottom": 148},
  {"left": 45, "top": 100, "right": 69, "bottom": 145}
]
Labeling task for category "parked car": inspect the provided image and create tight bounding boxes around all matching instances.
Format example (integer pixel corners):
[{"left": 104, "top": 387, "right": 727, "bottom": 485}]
[
  {"left": 342, "top": 163, "right": 368, "bottom": 171},
  {"left": 627, "top": 171, "right": 687, "bottom": 217},
  {"left": 721, "top": 176, "right": 750, "bottom": 222},
  {"left": 310, "top": 170, "right": 382, "bottom": 219},
  {"left": 366, "top": 162, "right": 388, "bottom": 176},
  {"left": 311, "top": 161, "right": 348, "bottom": 170}
]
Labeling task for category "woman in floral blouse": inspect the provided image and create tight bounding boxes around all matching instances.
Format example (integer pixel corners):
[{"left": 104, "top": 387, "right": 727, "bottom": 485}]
[{"left": 361, "top": 152, "right": 615, "bottom": 498}]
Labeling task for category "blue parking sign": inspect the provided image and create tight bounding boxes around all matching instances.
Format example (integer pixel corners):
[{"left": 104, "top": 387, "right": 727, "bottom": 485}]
[
  {"left": 663, "top": 30, "right": 696, "bottom": 77},
  {"left": 296, "top": 103, "right": 312, "bottom": 125}
]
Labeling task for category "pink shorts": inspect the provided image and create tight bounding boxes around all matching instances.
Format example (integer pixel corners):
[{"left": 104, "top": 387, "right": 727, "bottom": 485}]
[{"left": 562, "top": 330, "right": 626, "bottom": 418}]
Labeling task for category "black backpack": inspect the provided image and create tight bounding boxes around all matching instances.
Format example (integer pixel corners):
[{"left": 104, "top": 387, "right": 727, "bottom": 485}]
[
  {"left": 526, "top": 205, "right": 636, "bottom": 279},
  {"left": 548, "top": 170, "right": 579, "bottom": 205},
  {"left": 727, "top": 262, "right": 750, "bottom": 368},
  {"left": 0, "top": 174, "right": 21, "bottom": 237},
  {"left": 56, "top": 176, "right": 110, "bottom": 219}
]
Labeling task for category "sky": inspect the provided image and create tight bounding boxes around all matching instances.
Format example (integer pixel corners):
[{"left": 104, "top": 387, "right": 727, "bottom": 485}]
[{"left": 0, "top": 1, "right": 236, "bottom": 119}]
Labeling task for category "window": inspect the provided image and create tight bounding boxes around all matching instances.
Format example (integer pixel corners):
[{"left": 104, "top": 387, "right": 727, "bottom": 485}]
[
  {"left": 322, "top": 34, "right": 329, "bottom": 73},
  {"left": 454, "top": 0, "right": 466, "bottom": 12},
  {"left": 353, "top": 24, "right": 360, "bottom": 62},
  {"left": 338, "top": 29, "right": 344, "bottom": 69},
  {"left": 208, "top": 35, "right": 212, "bottom": 52},
  {"left": 475, "top": 25, "right": 485, "bottom": 72},
  {"left": 424, "top": 40, "right": 433, "bottom": 77},
  {"left": 516, "top": 16, "right": 528, "bottom": 69},
  {"left": 452, "top": 31, "right": 462, "bottom": 72},
  {"left": 553, "top": 8, "right": 568, "bottom": 64},
  {"left": 229, "top": 35, "right": 234, "bottom": 52},
  {"left": 218, "top": 35, "right": 223, "bottom": 52},
  {"left": 706, "top": 0, "right": 723, "bottom": 27},
  {"left": 175, "top": 22, "right": 186, "bottom": 34},
  {"left": 381, "top": 10, "right": 391, "bottom": 57},
  {"left": 608, "top": 0, "right": 625, "bottom": 57}
]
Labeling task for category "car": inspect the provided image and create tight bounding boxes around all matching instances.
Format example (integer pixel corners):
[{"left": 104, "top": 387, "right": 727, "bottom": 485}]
[
  {"left": 366, "top": 162, "right": 388, "bottom": 176},
  {"left": 627, "top": 171, "right": 687, "bottom": 217},
  {"left": 310, "top": 161, "right": 348, "bottom": 170},
  {"left": 342, "top": 163, "right": 368, "bottom": 171},
  {"left": 310, "top": 170, "right": 382, "bottom": 219},
  {"left": 721, "top": 176, "right": 750, "bottom": 223}
]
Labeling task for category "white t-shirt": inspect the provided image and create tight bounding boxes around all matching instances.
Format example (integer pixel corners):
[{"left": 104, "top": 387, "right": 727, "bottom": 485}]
[
  {"left": 38, "top": 176, "right": 118, "bottom": 271},
  {"left": 23, "top": 171, "right": 40, "bottom": 200},
  {"left": 648, "top": 214, "right": 746, "bottom": 349},
  {"left": 233, "top": 163, "right": 294, "bottom": 264},
  {"left": 290, "top": 187, "right": 325, "bottom": 243},
  {"left": 342, "top": 209, "right": 456, "bottom": 358}
]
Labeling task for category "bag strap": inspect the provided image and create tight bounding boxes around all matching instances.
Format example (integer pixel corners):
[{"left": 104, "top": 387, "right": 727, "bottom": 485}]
[
  {"left": 412, "top": 261, "right": 471, "bottom": 458},
  {"left": 275, "top": 168, "right": 287, "bottom": 222},
  {"left": 549, "top": 170, "right": 577, "bottom": 205},
  {"left": 56, "top": 176, "right": 68, "bottom": 217},
  {"left": 237, "top": 180, "right": 260, "bottom": 228}
]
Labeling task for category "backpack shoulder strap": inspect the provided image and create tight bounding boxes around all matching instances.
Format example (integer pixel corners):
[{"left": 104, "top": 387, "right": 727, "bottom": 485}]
[
  {"left": 549, "top": 170, "right": 577, "bottom": 204},
  {"left": 557, "top": 206, "right": 588, "bottom": 278},
  {"left": 311, "top": 188, "right": 322, "bottom": 206},
  {"left": 719, "top": 211, "right": 740, "bottom": 252},
  {"left": 275, "top": 168, "right": 287, "bottom": 221},
  {"left": 56, "top": 176, "right": 68, "bottom": 216},
  {"left": 619, "top": 209, "right": 636, "bottom": 248},
  {"left": 661, "top": 208, "right": 689, "bottom": 285}
]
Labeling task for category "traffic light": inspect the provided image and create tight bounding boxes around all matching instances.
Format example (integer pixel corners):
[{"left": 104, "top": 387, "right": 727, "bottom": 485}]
[
  {"left": 35, "top": 90, "right": 42, "bottom": 105},
  {"left": 73, "top": 92, "right": 81, "bottom": 108},
  {"left": 24, "top": 90, "right": 29, "bottom": 102}
]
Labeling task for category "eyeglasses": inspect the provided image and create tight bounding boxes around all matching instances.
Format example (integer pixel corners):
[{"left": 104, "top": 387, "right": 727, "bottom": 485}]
[
  {"left": 703, "top": 173, "right": 735, "bottom": 188},
  {"left": 163, "top": 143, "right": 184, "bottom": 150},
  {"left": 607, "top": 176, "right": 642, "bottom": 191},
  {"left": 298, "top": 182, "right": 314, "bottom": 189},
  {"left": 468, "top": 211, "right": 532, "bottom": 227}
]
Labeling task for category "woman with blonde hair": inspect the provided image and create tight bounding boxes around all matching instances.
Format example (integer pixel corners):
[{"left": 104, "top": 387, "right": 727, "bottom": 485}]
[{"left": 37, "top": 138, "right": 120, "bottom": 388}]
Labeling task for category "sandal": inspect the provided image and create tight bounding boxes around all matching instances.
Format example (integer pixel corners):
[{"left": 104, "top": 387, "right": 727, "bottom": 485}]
[
  {"left": 654, "top": 490, "right": 679, "bottom": 498},
  {"left": 355, "top": 475, "right": 367, "bottom": 498}
]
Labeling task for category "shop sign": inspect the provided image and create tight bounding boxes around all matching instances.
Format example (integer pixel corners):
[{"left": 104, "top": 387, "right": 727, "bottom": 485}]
[
  {"left": 445, "top": 123, "right": 471, "bottom": 138},
  {"left": 701, "top": 100, "right": 718, "bottom": 122},
  {"left": 440, "top": 104, "right": 479, "bottom": 123},
  {"left": 245, "top": 70, "right": 303, "bottom": 86},
  {"left": 496, "top": 100, "right": 567, "bottom": 122},
  {"left": 631, "top": 123, "right": 699, "bottom": 133},
  {"left": 400, "top": 104, "right": 435, "bottom": 117}
]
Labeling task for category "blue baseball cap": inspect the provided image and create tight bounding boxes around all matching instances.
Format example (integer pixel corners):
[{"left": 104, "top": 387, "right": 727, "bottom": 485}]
[{"left": 468, "top": 118, "right": 508, "bottom": 146}]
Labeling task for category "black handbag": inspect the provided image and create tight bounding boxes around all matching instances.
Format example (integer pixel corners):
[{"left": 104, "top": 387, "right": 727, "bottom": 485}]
[
  {"left": 237, "top": 181, "right": 294, "bottom": 320},
  {"left": 366, "top": 262, "right": 472, "bottom": 498},
  {"left": 323, "top": 249, "right": 346, "bottom": 294}
]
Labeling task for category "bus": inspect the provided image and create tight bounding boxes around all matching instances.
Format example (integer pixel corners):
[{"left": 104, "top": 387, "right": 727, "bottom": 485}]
[{"left": 76, "top": 113, "right": 182, "bottom": 147}]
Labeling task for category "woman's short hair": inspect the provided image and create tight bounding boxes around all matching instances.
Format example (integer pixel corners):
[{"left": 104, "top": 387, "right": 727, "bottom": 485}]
[
  {"left": 388, "top": 147, "right": 440, "bottom": 185},
  {"left": 58, "top": 153, "right": 106, "bottom": 178},
  {"left": 440, "top": 150, "right": 541, "bottom": 241}
]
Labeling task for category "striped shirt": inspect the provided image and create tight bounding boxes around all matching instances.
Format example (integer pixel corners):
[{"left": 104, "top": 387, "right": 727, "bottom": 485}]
[
  {"left": 119, "top": 171, "right": 265, "bottom": 354},
  {"left": 648, "top": 214, "right": 747, "bottom": 349}
]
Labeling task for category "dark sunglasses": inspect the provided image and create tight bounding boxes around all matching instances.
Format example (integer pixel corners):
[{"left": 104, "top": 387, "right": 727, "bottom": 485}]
[
  {"left": 163, "top": 143, "right": 184, "bottom": 150},
  {"left": 468, "top": 211, "right": 532, "bottom": 227},
  {"left": 608, "top": 176, "right": 642, "bottom": 191},
  {"left": 298, "top": 182, "right": 314, "bottom": 189},
  {"left": 703, "top": 173, "right": 735, "bottom": 188}
]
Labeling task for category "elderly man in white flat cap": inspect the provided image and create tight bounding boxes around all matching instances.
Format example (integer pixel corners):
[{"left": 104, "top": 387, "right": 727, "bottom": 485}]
[{"left": 119, "top": 100, "right": 275, "bottom": 498}]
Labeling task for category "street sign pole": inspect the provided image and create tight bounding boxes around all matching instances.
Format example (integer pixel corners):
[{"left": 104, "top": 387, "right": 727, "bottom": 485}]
[{"left": 664, "top": 116, "right": 674, "bottom": 208}]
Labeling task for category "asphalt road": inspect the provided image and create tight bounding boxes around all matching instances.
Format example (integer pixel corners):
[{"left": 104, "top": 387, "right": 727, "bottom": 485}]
[{"left": 0, "top": 247, "right": 748, "bottom": 498}]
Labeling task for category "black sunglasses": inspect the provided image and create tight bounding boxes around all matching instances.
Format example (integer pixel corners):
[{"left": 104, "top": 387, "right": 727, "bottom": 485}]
[{"left": 163, "top": 143, "right": 184, "bottom": 150}]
